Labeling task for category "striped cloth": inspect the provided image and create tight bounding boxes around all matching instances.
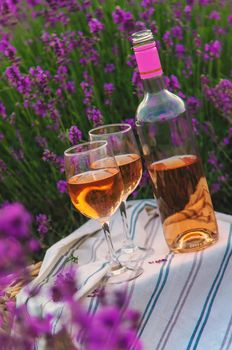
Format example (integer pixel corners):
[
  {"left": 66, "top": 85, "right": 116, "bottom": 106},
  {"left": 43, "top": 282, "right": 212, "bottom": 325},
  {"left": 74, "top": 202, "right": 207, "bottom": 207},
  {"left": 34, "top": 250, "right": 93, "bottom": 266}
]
[{"left": 17, "top": 200, "right": 232, "bottom": 350}]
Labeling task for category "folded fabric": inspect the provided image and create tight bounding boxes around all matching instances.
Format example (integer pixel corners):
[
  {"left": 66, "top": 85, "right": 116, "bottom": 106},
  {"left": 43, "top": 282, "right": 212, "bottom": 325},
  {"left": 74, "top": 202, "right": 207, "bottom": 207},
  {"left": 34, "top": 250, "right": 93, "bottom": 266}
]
[
  {"left": 17, "top": 199, "right": 232, "bottom": 350},
  {"left": 17, "top": 199, "right": 156, "bottom": 326}
]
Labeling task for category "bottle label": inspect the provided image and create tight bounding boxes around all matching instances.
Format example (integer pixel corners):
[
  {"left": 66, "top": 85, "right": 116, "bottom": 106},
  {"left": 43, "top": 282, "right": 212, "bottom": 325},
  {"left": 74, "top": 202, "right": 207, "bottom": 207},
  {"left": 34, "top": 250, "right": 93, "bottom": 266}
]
[{"left": 134, "top": 42, "right": 163, "bottom": 80}]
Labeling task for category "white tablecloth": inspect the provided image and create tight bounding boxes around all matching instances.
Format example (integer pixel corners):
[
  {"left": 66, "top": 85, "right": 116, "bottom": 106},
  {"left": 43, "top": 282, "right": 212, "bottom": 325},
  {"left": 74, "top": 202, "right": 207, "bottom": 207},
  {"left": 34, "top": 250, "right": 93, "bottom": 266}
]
[{"left": 17, "top": 200, "right": 232, "bottom": 350}]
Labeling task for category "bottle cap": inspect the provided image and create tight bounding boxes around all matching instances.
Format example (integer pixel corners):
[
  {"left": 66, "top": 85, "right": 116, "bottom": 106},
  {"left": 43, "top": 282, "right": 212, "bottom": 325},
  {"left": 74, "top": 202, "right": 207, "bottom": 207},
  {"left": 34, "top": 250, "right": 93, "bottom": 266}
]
[{"left": 131, "top": 29, "right": 163, "bottom": 79}]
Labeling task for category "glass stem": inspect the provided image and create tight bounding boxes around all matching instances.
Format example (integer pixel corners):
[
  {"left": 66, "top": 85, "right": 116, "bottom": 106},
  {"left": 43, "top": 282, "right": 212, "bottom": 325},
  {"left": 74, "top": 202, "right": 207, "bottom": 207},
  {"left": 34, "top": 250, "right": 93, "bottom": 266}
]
[
  {"left": 102, "top": 222, "right": 122, "bottom": 267},
  {"left": 119, "top": 201, "right": 135, "bottom": 249}
]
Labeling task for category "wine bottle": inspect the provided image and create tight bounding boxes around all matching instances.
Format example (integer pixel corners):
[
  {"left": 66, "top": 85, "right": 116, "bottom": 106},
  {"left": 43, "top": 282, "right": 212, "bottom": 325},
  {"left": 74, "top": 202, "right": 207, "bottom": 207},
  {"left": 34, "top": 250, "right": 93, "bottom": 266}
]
[{"left": 131, "top": 29, "right": 218, "bottom": 253}]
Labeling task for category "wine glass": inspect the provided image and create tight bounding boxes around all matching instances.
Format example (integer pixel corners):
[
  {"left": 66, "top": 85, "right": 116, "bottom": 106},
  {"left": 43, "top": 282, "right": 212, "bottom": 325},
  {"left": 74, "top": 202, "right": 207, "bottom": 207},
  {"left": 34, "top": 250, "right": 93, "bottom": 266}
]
[
  {"left": 64, "top": 141, "right": 143, "bottom": 284},
  {"left": 89, "top": 124, "right": 154, "bottom": 263}
]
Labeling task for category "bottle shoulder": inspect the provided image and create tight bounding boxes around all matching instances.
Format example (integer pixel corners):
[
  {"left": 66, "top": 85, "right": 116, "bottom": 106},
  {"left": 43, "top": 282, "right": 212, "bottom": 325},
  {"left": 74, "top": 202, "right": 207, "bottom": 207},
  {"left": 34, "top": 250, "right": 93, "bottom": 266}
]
[{"left": 136, "top": 89, "right": 186, "bottom": 122}]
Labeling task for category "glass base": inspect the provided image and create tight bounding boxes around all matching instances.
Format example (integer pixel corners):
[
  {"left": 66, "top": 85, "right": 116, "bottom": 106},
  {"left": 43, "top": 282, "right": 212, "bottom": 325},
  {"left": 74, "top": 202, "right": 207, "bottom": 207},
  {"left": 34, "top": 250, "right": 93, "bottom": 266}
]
[
  {"left": 168, "top": 228, "right": 218, "bottom": 253},
  {"left": 116, "top": 245, "right": 154, "bottom": 264},
  {"left": 106, "top": 264, "right": 143, "bottom": 284}
]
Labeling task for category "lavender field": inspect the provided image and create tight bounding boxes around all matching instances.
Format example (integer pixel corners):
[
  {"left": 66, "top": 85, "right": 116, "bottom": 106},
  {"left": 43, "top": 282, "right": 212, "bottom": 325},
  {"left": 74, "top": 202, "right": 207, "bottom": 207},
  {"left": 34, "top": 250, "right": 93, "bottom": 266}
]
[{"left": 0, "top": 0, "right": 231, "bottom": 253}]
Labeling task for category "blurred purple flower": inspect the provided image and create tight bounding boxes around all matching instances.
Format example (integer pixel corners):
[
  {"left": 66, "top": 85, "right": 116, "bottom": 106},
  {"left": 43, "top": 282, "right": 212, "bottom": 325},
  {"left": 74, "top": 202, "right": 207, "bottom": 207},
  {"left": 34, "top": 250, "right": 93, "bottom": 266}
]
[
  {"left": 204, "top": 40, "right": 221, "bottom": 60},
  {"left": 77, "top": 31, "right": 99, "bottom": 66},
  {"left": 211, "top": 182, "right": 220, "bottom": 193},
  {"left": 140, "top": 0, "right": 155, "bottom": 8},
  {"left": 35, "top": 136, "right": 47, "bottom": 148},
  {"left": 140, "top": 8, "right": 155, "bottom": 21},
  {"left": 104, "top": 63, "right": 115, "bottom": 73},
  {"left": 187, "top": 96, "right": 201, "bottom": 114},
  {"left": 57, "top": 180, "right": 67, "bottom": 193},
  {"left": 171, "top": 25, "right": 183, "bottom": 40},
  {"left": 32, "top": 99, "right": 48, "bottom": 118},
  {"left": 29, "top": 66, "right": 51, "bottom": 91},
  {"left": 165, "top": 75, "right": 181, "bottom": 91},
  {"left": 104, "top": 83, "right": 115, "bottom": 95},
  {"left": 192, "top": 118, "right": 200, "bottom": 135},
  {"left": 69, "top": 125, "right": 82, "bottom": 145},
  {"left": 0, "top": 36, "right": 16, "bottom": 61},
  {"left": 122, "top": 118, "right": 135, "bottom": 129},
  {"left": 112, "top": 6, "right": 135, "bottom": 33},
  {"left": 86, "top": 106, "right": 103, "bottom": 126},
  {"left": 184, "top": 5, "right": 192, "bottom": 20},
  {"left": 163, "top": 31, "right": 173, "bottom": 47},
  {"left": 223, "top": 137, "right": 230, "bottom": 145},
  {"left": 5, "top": 65, "right": 31, "bottom": 96},
  {"left": 88, "top": 18, "right": 104, "bottom": 33},
  {"left": 209, "top": 11, "right": 220, "bottom": 21},
  {"left": 228, "top": 15, "right": 232, "bottom": 25},
  {"left": 208, "top": 152, "right": 218, "bottom": 166},
  {"left": 66, "top": 81, "right": 75, "bottom": 93},
  {"left": 0, "top": 202, "right": 32, "bottom": 240},
  {"left": 150, "top": 21, "right": 158, "bottom": 35},
  {"left": 135, "top": 21, "right": 147, "bottom": 31},
  {"left": 0, "top": 100, "right": 7, "bottom": 119},
  {"left": 132, "top": 70, "right": 143, "bottom": 97},
  {"left": 203, "top": 79, "right": 232, "bottom": 120},
  {"left": 36, "top": 214, "right": 49, "bottom": 235},
  {"left": 51, "top": 269, "right": 77, "bottom": 302},
  {"left": 126, "top": 54, "right": 136, "bottom": 67},
  {"left": 199, "top": 0, "right": 210, "bottom": 4},
  {"left": 213, "top": 26, "right": 226, "bottom": 36},
  {"left": 175, "top": 44, "right": 185, "bottom": 58},
  {"left": 42, "top": 149, "right": 57, "bottom": 162}
]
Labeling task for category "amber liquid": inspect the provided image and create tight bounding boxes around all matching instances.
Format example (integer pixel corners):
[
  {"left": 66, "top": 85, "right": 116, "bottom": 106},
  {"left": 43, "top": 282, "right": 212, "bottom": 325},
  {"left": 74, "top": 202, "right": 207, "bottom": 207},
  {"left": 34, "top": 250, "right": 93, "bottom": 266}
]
[
  {"left": 68, "top": 168, "right": 123, "bottom": 222},
  {"left": 115, "top": 154, "right": 142, "bottom": 199},
  {"left": 148, "top": 155, "right": 218, "bottom": 252},
  {"left": 92, "top": 154, "right": 142, "bottom": 200}
]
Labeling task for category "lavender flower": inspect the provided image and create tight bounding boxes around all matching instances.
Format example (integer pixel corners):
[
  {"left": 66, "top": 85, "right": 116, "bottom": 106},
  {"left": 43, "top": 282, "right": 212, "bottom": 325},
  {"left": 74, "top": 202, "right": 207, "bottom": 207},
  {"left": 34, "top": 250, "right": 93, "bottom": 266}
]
[
  {"left": 187, "top": 96, "right": 201, "bottom": 114},
  {"left": 163, "top": 31, "right": 173, "bottom": 47},
  {"left": 0, "top": 202, "right": 32, "bottom": 239},
  {"left": 171, "top": 25, "right": 183, "bottom": 40},
  {"left": 86, "top": 106, "right": 103, "bottom": 126},
  {"left": 203, "top": 79, "right": 232, "bottom": 121},
  {"left": 88, "top": 18, "right": 104, "bottom": 33},
  {"left": 209, "top": 11, "right": 220, "bottom": 21},
  {"left": 0, "top": 100, "right": 7, "bottom": 119},
  {"left": 112, "top": 6, "right": 135, "bottom": 33},
  {"left": 36, "top": 213, "right": 49, "bottom": 235},
  {"left": 204, "top": 40, "right": 221, "bottom": 60},
  {"left": 132, "top": 70, "right": 143, "bottom": 96},
  {"left": 122, "top": 118, "right": 135, "bottom": 129},
  {"left": 51, "top": 269, "right": 77, "bottom": 302},
  {"left": 175, "top": 44, "right": 185, "bottom": 58},
  {"left": 104, "top": 63, "right": 115, "bottom": 73},
  {"left": 228, "top": 14, "right": 232, "bottom": 25},
  {"left": 104, "top": 83, "right": 115, "bottom": 95},
  {"left": 69, "top": 125, "right": 82, "bottom": 145},
  {"left": 57, "top": 180, "right": 67, "bottom": 193},
  {"left": 42, "top": 149, "right": 57, "bottom": 162},
  {"left": 165, "top": 75, "right": 181, "bottom": 91}
]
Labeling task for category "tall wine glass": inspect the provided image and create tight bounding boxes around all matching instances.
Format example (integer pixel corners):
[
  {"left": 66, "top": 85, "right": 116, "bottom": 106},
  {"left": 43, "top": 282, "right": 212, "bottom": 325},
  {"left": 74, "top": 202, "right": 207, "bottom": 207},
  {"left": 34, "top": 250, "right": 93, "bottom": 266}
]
[
  {"left": 64, "top": 141, "right": 143, "bottom": 284},
  {"left": 89, "top": 124, "right": 154, "bottom": 263}
]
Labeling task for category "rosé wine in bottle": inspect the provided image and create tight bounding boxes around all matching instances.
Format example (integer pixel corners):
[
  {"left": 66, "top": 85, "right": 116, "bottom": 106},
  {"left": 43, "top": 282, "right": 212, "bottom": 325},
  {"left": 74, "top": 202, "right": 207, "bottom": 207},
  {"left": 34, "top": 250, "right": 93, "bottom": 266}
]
[{"left": 131, "top": 29, "right": 218, "bottom": 253}]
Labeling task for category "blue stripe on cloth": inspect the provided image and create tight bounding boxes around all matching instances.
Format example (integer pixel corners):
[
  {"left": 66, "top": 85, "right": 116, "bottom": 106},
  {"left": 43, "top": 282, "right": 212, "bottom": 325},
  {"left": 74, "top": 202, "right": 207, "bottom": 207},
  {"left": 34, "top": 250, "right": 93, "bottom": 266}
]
[
  {"left": 225, "top": 332, "right": 232, "bottom": 350},
  {"left": 220, "top": 315, "right": 232, "bottom": 350},
  {"left": 138, "top": 252, "right": 174, "bottom": 338},
  {"left": 79, "top": 261, "right": 108, "bottom": 291},
  {"left": 187, "top": 224, "right": 232, "bottom": 350},
  {"left": 52, "top": 306, "right": 64, "bottom": 333},
  {"left": 88, "top": 201, "right": 156, "bottom": 317},
  {"left": 156, "top": 251, "right": 204, "bottom": 350},
  {"left": 130, "top": 200, "right": 156, "bottom": 240}
]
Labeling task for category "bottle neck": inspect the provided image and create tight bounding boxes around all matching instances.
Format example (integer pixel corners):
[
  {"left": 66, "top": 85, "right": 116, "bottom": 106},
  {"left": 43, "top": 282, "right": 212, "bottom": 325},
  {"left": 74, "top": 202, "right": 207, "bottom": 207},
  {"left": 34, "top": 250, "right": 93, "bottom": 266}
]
[{"left": 142, "top": 75, "right": 165, "bottom": 94}]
